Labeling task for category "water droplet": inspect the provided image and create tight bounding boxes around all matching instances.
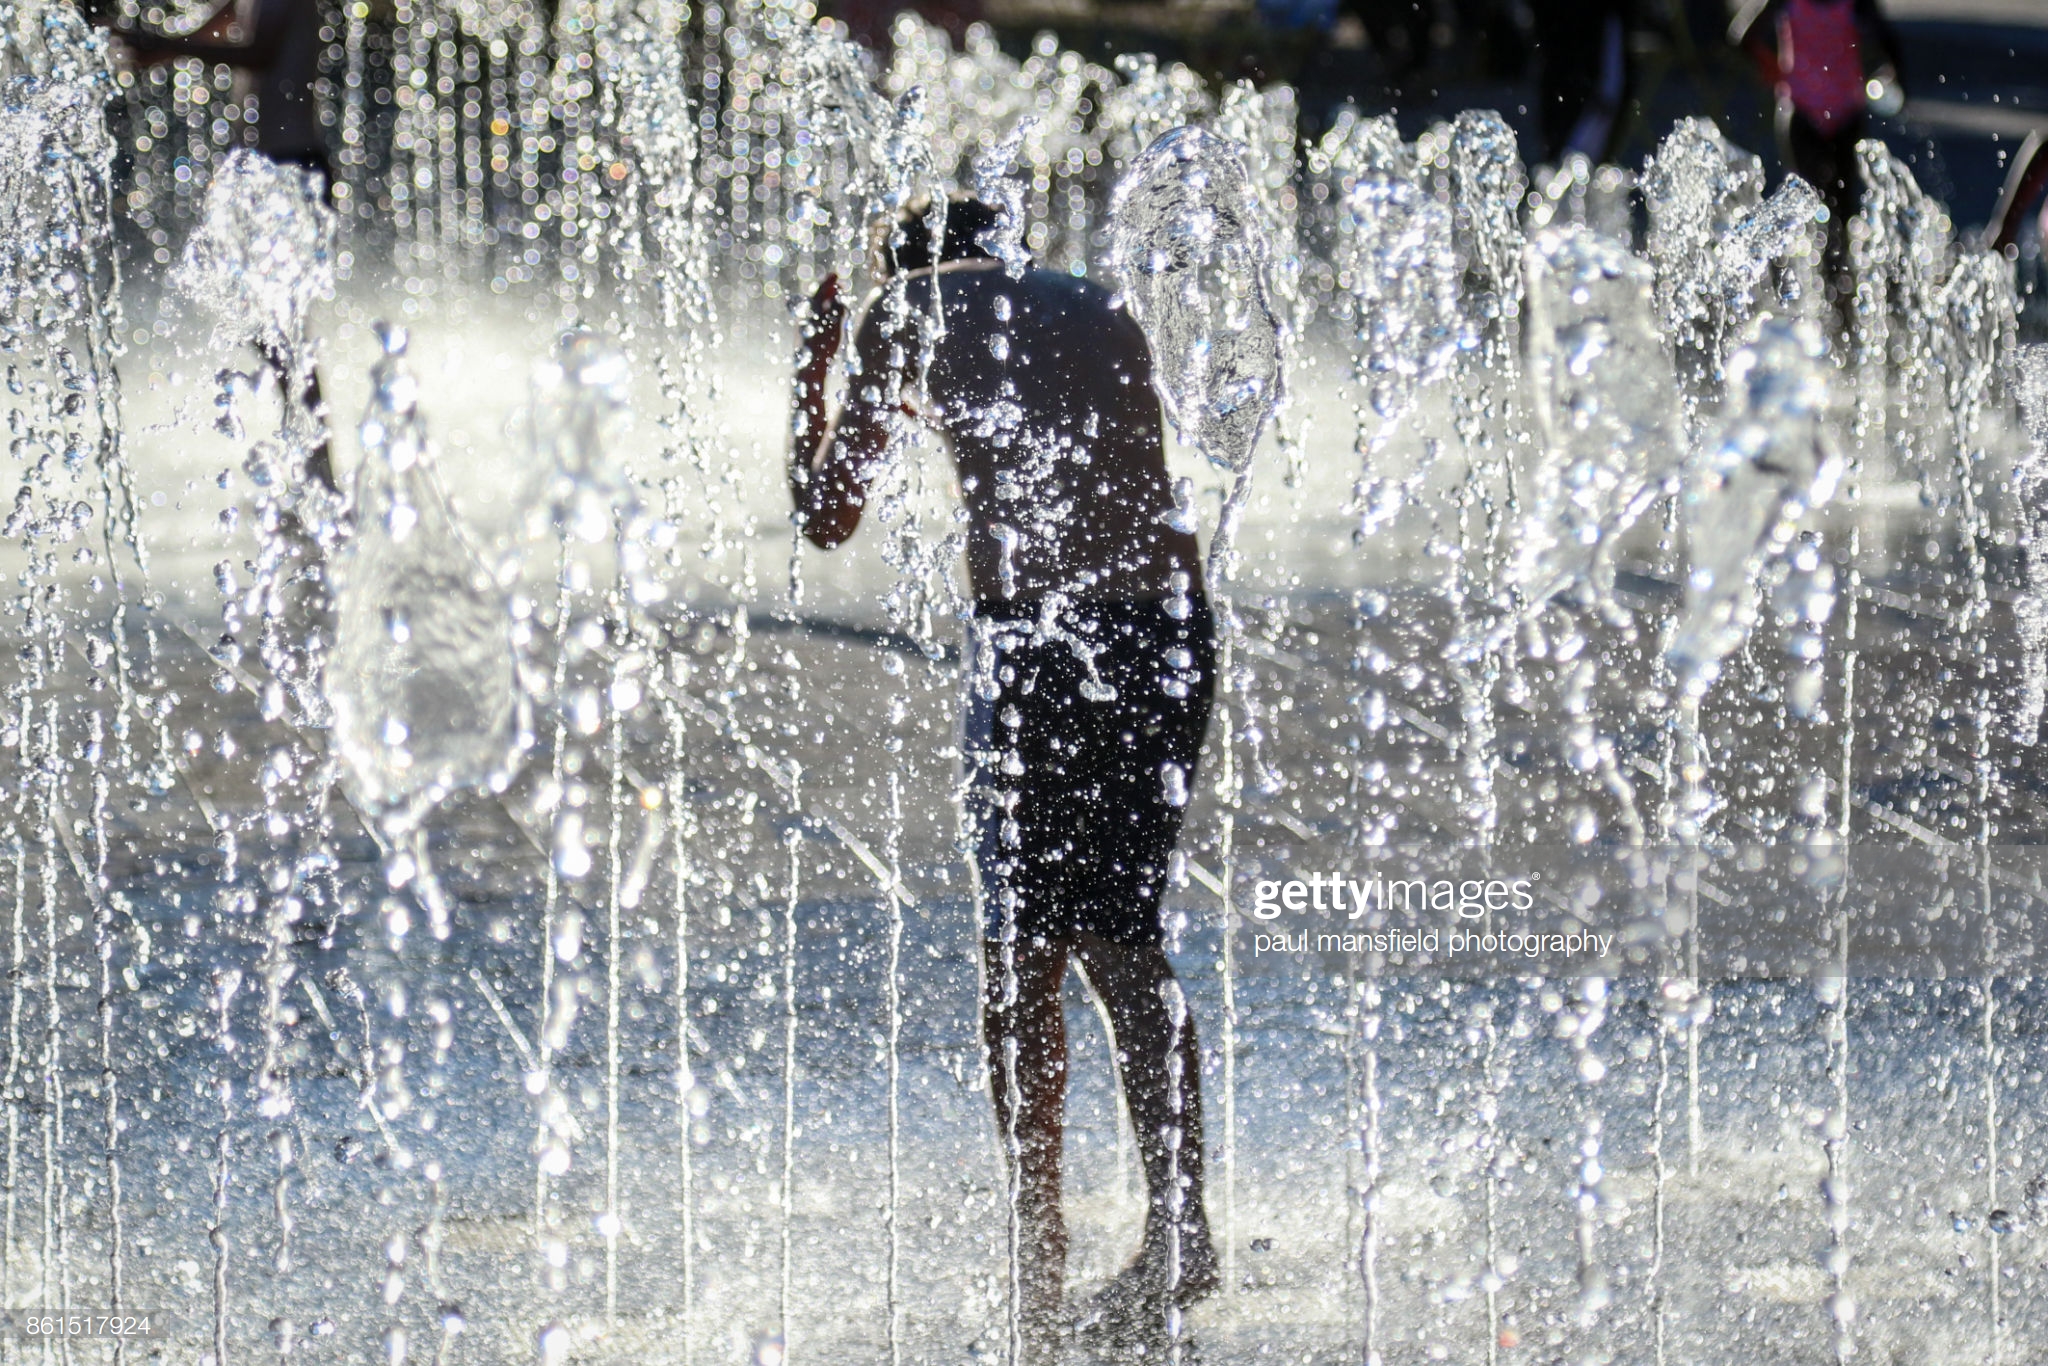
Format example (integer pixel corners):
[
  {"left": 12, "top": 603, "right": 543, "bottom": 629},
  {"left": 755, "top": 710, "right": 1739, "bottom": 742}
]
[{"left": 329, "top": 328, "right": 522, "bottom": 833}]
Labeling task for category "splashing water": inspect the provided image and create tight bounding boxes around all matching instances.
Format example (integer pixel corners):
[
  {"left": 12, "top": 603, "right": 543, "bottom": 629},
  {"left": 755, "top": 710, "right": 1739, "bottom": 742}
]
[
  {"left": 1308, "top": 108, "right": 1409, "bottom": 212},
  {"left": 2019, "top": 345, "right": 2048, "bottom": 740},
  {"left": 1447, "top": 110, "right": 1527, "bottom": 339},
  {"left": 1717, "top": 175, "right": 1826, "bottom": 325},
  {"left": 1, "top": 70, "right": 115, "bottom": 330},
  {"left": 605, "top": 0, "right": 693, "bottom": 157},
  {"left": 1214, "top": 81, "right": 1303, "bottom": 324},
  {"left": 1513, "top": 225, "right": 1686, "bottom": 616},
  {"left": 1338, "top": 170, "right": 1469, "bottom": 536},
  {"left": 1941, "top": 247, "right": 2020, "bottom": 455},
  {"left": 1104, "top": 54, "right": 1214, "bottom": 173},
  {"left": 971, "top": 119, "right": 1035, "bottom": 278},
  {"left": 522, "top": 329, "right": 638, "bottom": 549},
  {"left": 885, "top": 16, "right": 1036, "bottom": 187},
  {"left": 602, "top": 0, "right": 698, "bottom": 292},
  {"left": 1109, "top": 129, "right": 1285, "bottom": 1343},
  {"left": 2, "top": 0, "right": 113, "bottom": 87},
  {"left": 1644, "top": 119, "right": 1765, "bottom": 372},
  {"left": 173, "top": 148, "right": 339, "bottom": 510},
  {"left": 328, "top": 325, "right": 523, "bottom": 837},
  {"left": 10, "top": 10, "right": 2048, "bottom": 1364},
  {"left": 174, "top": 150, "right": 338, "bottom": 377},
  {"left": 789, "top": 22, "right": 892, "bottom": 192},
  {"left": 1216, "top": 82, "right": 1306, "bottom": 486},
  {"left": 1109, "top": 126, "right": 1282, "bottom": 575},
  {"left": 1108, "top": 124, "right": 1283, "bottom": 573},
  {"left": 1850, "top": 141, "right": 1955, "bottom": 465},
  {"left": 1528, "top": 152, "right": 1638, "bottom": 242},
  {"left": 1854, "top": 139, "right": 1954, "bottom": 299},
  {"left": 1668, "top": 317, "right": 1842, "bottom": 695}
]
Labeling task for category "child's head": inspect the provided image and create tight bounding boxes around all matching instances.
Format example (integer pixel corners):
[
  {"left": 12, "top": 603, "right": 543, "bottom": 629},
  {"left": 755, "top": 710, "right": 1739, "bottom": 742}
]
[{"left": 872, "top": 195, "right": 1005, "bottom": 278}]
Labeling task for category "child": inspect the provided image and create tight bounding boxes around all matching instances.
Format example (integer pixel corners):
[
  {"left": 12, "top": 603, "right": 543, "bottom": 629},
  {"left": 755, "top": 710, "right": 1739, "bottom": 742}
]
[{"left": 1733, "top": 0, "right": 1906, "bottom": 300}]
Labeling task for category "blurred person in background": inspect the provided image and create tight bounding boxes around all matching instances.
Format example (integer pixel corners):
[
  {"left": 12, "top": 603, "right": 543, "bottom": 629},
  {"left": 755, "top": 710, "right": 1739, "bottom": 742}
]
[
  {"left": 1529, "top": 0, "right": 1636, "bottom": 165},
  {"left": 1732, "top": 0, "right": 1905, "bottom": 302},
  {"left": 1254, "top": 0, "right": 1342, "bottom": 83},
  {"left": 1339, "top": 0, "right": 1435, "bottom": 88},
  {"left": 831, "top": 0, "right": 984, "bottom": 53},
  {"left": 1989, "top": 130, "right": 2048, "bottom": 256}
]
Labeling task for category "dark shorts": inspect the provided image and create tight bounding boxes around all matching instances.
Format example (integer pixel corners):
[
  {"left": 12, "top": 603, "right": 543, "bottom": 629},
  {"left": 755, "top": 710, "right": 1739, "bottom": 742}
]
[{"left": 964, "top": 596, "right": 1216, "bottom": 947}]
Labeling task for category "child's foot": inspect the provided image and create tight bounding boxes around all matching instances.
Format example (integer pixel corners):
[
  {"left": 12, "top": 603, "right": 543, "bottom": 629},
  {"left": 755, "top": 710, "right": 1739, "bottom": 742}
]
[
  {"left": 1013, "top": 1296, "right": 1072, "bottom": 1366},
  {"left": 1127, "top": 1218, "right": 1218, "bottom": 1303},
  {"left": 1169, "top": 1227, "right": 1220, "bottom": 1303},
  {"left": 1071, "top": 1225, "right": 1218, "bottom": 1355}
]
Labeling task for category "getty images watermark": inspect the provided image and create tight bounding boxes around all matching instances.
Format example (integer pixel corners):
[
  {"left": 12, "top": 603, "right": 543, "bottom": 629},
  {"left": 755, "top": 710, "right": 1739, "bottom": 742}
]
[
  {"left": 1231, "top": 845, "right": 2048, "bottom": 978},
  {"left": 1244, "top": 871, "right": 1617, "bottom": 965},
  {"left": 1251, "top": 872, "right": 1535, "bottom": 920}
]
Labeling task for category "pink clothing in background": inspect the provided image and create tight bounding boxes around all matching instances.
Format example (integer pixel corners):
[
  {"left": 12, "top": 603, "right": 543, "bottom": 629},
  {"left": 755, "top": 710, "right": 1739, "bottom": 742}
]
[
  {"left": 835, "top": 0, "right": 983, "bottom": 53},
  {"left": 1777, "top": 0, "right": 1869, "bottom": 132}
]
